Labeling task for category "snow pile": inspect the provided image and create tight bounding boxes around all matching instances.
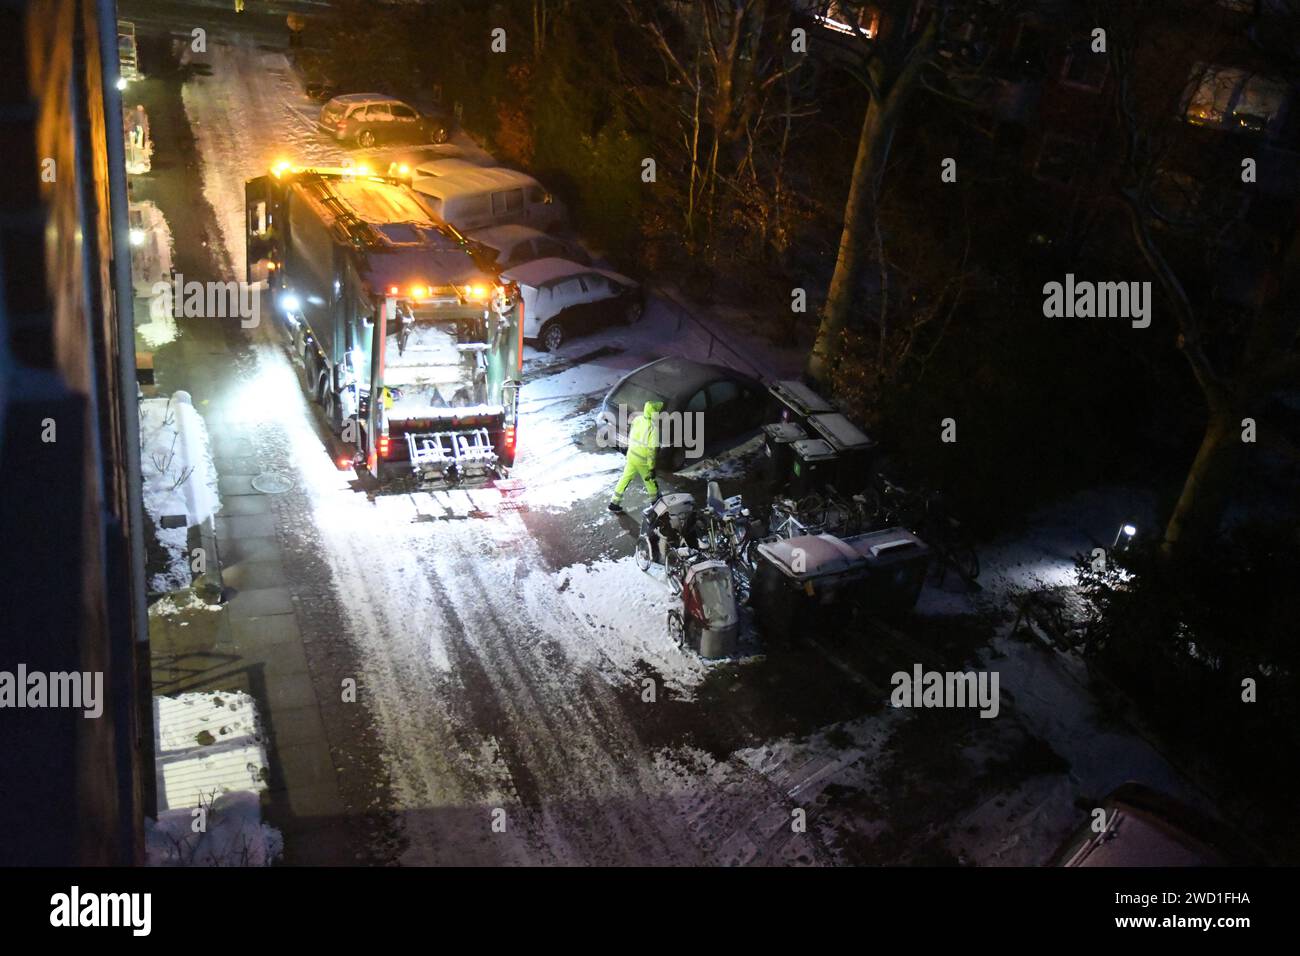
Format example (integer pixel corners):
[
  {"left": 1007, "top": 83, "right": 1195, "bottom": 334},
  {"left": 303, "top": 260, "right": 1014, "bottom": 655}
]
[
  {"left": 150, "top": 590, "right": 220, "bottom": 617},
  {"left": 124, "top": 104, "right": 152, "bottom": 175},
  {"left": 527, "top": 557, "right": 711, "bottom": 696},
  {"left": 915, "top": 484, "right": 1156, "bottom": 619},
  {"left": 147, "top": 691, "right": 282, "bottom": 866},
  {"left": 130, "top": 200, "right": 179, "bottom": 351},
  {"left": 512, "top": 401, "right": 623, "bottom": 512},
  {"left": 678, "top": 434, "right": 766, "bottom": 481},
  {"left": 129, "top": 200, "right": 173, "bottom": 294},
  {"left": 139, "top": 392, "right": 221, "bottom": 592},
  {"left": 147, "top": 791, "right": 284, "bottom": 867}
]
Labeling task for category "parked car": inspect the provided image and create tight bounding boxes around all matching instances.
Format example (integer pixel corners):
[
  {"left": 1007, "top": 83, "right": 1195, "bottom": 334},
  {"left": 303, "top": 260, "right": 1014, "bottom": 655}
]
[
  {"left": 468, "top": 224, "right": 590, "bottom": 271},
  {"left": 1051, "top": 783, "right": 1250, "bottom": 866},
  {"left": 598, "top": 357, "right": 769, "bottom": 471},
  {"left": 500, "top": 258, "right": 641, "bottom": 352},
  {"left": 318, "top": 94, "right": 450, "bottom": 148},
  {"left": 412, "top": 168, "right": 567, "bottom": 234}
]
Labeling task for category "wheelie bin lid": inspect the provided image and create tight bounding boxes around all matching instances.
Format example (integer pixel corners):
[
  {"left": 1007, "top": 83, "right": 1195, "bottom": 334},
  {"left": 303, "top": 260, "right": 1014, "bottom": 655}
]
[
  {"left": 807, "top": 413, "right": 875, "bottom": 453},
  {"left": 762, "top": 421, "right": 807, "bottom": 444},
  {"left": 756, "top": 533, "right": 865, "bottom": 580},
  {"left": 652, "top": 493, "right": 696, "bottom": 516},
  {"left": 843, "top": 527, "right": 930, "bottom": 566},
  {"left": 769, "top": 380, "right": 835, "bottom": 419},
  {"left": 791, "top": 438, "right": 837, "bottom": 463}
]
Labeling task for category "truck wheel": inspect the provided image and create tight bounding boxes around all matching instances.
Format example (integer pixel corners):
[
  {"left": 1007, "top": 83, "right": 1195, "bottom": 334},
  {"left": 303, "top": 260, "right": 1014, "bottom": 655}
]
[
  {"left": 356, "top": 129, "right": 375, "bottom": 148},
  {"left": 315, "top": 369, "right": 333, "bottom": 411},
  {"left": 429, "top": 126, "right": 448, "bottom": 144},
  {"left": 302, "top": 347, "right": 318, "bottom": 397},
  {"left": 539, "top": 321, "right": 564, "bottom": 353},
  {"left": 322, "top": 386, "right": 344, "bottom": 435}
]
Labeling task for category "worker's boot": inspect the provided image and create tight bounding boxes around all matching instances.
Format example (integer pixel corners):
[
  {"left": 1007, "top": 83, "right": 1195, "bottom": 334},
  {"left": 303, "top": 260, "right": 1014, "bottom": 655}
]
[{"left": 608, "top": 501, "right": 624, "bottom": 513}]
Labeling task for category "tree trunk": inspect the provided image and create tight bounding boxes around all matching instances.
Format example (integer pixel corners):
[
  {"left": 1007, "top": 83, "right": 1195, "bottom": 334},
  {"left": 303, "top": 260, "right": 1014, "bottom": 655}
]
[
  {"left": 805, "top": 97, "right": 889, "bottom": 386},
  {"left": 1162, "top": 408, "right": 1242, "bottom": 560},
  {"left": 805, "top": 15, "right": 935, "bottom": 388}
]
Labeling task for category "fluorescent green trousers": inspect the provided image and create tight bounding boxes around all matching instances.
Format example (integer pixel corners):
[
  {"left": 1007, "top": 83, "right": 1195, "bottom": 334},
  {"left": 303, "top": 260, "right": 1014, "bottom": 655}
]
[{"left": 612, "top": 456, "right": 658, "bottom": 504}]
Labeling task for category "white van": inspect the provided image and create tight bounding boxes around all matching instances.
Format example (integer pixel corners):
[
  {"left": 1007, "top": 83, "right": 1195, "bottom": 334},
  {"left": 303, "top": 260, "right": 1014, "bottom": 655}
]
[
  {"left": 412, "top": 157, "right": 483, "bottom": 179},
  {"left": 412, "top": 168, "right": 567, "bottom": 234}
]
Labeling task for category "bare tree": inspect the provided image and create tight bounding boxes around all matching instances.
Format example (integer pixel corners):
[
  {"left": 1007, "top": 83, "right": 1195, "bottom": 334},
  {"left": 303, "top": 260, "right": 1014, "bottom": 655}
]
[
  {"left": 1098, "top": 0, "right": 1300, "bottom": 557},
  {"left": 806, "top": 0, "right": 938, "bottom": 385},
  {"left": 622, "top": 0, "right": 808, "bottom": 245}
]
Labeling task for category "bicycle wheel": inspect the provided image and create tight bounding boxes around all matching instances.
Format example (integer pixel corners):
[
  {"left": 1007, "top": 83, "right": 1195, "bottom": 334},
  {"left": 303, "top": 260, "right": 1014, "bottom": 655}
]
[
  {"left": 667, "top": 609, "right": 686, "bottom": 648},
  {"left": 797, "top": 493, "right": 825, "bottom": 527},
  {"left": 634, "top": 535, "right": 653, "bottom": 572},
  {"left": 665, "top": 547, "right": 689, "bottom": 591}
]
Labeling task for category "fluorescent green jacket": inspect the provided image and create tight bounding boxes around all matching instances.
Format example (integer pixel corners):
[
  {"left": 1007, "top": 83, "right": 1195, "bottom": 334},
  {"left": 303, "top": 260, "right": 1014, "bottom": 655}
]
[{"left": 626, "top": 400, "right": 663, "bottom": 466}]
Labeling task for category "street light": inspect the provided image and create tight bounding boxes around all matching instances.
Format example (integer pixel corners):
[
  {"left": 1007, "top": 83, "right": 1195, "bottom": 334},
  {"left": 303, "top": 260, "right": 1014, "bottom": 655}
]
[
  {"left": 115, "top": 77, "right": 127, "bottom": 91},
  {"left": 1113, "top": 522, "right": 1138, "bottom": 552}
]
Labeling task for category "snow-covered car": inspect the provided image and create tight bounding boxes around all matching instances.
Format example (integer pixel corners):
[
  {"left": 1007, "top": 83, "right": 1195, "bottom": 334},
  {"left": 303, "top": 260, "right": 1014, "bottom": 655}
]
[
  {"left": 598, "top": 357, "right": 769, "bottom": 471},
  {"left": 468, "top": 224, "right": 591, "bottom": 271},
  {"left": 500, "top": 258, "right": 641, "bottom": 352},
  {"left": 412, "top": 167, "right": 568, "bottom": 234},
  {"left": 411, "top": 157, "right": 484, "bottom": 179},
  {"left": 318, "top": 94, "right": 450, "bottom": 148}
]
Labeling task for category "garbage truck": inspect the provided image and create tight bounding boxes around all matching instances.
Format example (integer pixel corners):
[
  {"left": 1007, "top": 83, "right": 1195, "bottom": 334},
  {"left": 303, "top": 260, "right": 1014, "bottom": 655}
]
[{"left": 245, "top": 162, "right": 522, "bottom": 483}]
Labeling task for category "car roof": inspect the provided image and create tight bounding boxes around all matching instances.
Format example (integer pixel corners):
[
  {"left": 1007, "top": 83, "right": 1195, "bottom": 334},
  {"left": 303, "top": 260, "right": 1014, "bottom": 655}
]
[
  {"left": 500, "top": 257, "right": 590, "bottom": 286},
  {"left": 466, "top": 224, "right": 547, "bottom": 251},
  {"left": 329, "top": 92, "right": 401, "bottom": 104},
  {"left": 619, "top": 357, "right": 755, "bottom": 398},
  {"left": 413, "top": 158, "right": 482, "bottom": 177},
  {"left": 500, "top": 257, "right": 635, "bottom": 289},
  {"left": 412, "top": 167, "right": 541, "bottom": 200}
]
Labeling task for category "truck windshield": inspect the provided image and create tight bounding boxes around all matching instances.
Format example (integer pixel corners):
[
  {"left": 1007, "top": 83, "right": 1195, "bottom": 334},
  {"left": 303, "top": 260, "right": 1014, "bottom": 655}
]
[{"left": 384, "top": 308, "right": 493, "bottom": 413}]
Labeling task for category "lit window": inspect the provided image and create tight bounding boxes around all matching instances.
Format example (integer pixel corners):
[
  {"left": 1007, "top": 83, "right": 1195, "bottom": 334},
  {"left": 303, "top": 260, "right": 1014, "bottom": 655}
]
[
  {"left": 818, "top": 2, "right": 879, "bottom": 38},
  {"left": 1183, "top": 63, "right": 1288, "bottom": 135}
]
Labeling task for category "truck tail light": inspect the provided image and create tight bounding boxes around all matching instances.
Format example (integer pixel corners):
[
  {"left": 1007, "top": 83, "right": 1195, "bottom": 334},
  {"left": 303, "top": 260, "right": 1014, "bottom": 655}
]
[
  {"left": 378, "top": 433, "right": 390, "bottom": 458},
  {"left": 504, "top": 425, "right": 516, "bottom": 454}
]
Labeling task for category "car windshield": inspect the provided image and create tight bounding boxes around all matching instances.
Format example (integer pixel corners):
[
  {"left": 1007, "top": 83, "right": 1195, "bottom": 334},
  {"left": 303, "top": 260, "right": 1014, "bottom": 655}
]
[{"left": 610, "top": 380, "right": 668, "bottom": 417}]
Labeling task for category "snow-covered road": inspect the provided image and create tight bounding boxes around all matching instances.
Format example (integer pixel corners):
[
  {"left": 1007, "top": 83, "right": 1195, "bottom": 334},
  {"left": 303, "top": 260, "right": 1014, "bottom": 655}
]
[{"left": 177, "top": 36, "right": 835, "bottom": 865}]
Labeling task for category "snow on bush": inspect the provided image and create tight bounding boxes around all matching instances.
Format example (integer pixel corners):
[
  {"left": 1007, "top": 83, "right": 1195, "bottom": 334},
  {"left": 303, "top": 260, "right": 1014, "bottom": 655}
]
[
  {"left": 148, "top": 691, "right": 282, "bottom": 866},
  {"left": 146, "top": 791, "right": 283, "bottom": 867},
  {"left": 139, "top": 392, "right": 220, "bottom": 592}
]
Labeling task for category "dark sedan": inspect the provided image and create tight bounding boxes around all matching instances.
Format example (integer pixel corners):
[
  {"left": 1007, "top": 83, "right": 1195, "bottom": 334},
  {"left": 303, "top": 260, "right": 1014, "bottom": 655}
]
[{"left": 598, "top": 357, "right": 771, "bottom": 472}]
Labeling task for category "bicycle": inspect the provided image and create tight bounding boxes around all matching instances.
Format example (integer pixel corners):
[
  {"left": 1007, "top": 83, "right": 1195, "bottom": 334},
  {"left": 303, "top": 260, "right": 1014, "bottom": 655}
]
[{"left": 866, "top": 475, "right": 979, "bottom": 585}]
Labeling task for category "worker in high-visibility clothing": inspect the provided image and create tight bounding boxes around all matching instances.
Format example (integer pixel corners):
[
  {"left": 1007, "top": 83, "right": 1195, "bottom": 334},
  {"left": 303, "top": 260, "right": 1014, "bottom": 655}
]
[{"left": 609, "top": 400, "right": 663, "bottom": 513}]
